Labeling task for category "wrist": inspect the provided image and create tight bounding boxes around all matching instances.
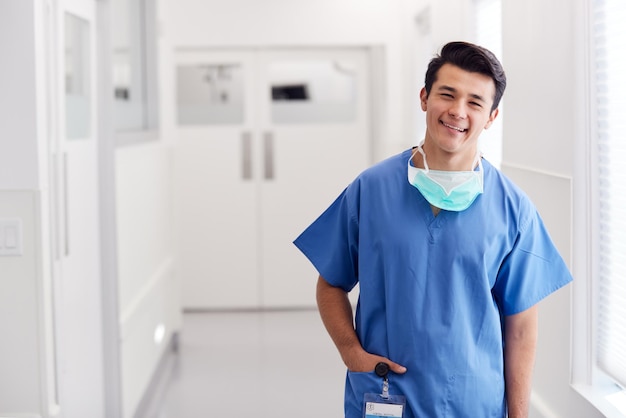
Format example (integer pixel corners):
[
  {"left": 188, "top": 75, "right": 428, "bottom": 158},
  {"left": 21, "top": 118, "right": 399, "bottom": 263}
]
[{"left": 340, "top": 344, "right": 367, "bottom": 371}]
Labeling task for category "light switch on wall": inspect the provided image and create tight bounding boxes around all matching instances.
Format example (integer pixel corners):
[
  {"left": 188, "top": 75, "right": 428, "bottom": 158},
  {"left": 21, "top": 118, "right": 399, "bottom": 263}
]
[{"left": 0, "top": 218, "right": 23, "bottom": 256}]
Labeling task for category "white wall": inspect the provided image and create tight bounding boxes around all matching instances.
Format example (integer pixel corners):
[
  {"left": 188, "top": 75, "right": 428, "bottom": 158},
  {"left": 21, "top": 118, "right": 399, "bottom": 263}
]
[
  {"left": 115, "top": 142, "right": 180, "bottom": 416},
  {"left": 501, "top": 0, "right": 602, "bottom": 417},
  {"left": 0, "top": 191, "right": 46, "bottom": 414},
  {"left": 0, "top": 1, "right": 40, "bottom": 190},
  {"left": 113, "top": 0, "right": 181, "bottom": 415},
  {"left": 0, "top": 1, "right": 48, "bottom": 416}
]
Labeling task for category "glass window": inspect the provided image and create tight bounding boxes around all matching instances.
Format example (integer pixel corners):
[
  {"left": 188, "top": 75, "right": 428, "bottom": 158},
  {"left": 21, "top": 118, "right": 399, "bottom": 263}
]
[
  {"left": 592, "top": 0, "right": 626, "bottom": 391},
  {"left": 269, "top": 60, "right": 357, "bottom": 124},
  {"left": 111, "top": 0, "right": 157, "bottom": 134},
  {"left": 65, "top": 12, "right": 91, "bottom": 140},
  {"left": 176, "top": 64, "right": 245, "bottom": 125}
]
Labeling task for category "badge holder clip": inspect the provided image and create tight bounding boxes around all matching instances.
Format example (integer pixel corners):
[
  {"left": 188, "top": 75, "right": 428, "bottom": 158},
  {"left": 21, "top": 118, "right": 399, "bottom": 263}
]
[
  {"left": 376, "top": 362, "right": 391, "bottom": 399},
  {"left": 363, "top": 362, "right": 406, "bottom": 418}
]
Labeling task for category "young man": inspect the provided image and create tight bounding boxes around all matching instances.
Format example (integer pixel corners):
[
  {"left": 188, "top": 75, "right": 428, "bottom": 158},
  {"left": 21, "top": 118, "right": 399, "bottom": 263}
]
[{"left": 294, "top": 41, "right": 572, "bottom": 418}]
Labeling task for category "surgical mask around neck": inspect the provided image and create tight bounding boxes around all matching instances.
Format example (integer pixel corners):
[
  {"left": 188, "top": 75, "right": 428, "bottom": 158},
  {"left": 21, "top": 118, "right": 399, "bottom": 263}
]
[{"left": 407, "top": 143, "right": 484, "bottom": 212}]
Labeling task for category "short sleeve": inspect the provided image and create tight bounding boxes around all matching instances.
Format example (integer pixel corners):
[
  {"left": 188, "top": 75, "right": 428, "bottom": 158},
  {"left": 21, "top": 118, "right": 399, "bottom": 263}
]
[
  {"left": 492, "top": 209, "right": 573, "bottom": 316},
  {"left": 293, "top": 184, "right": 360, "bottom": 292}
]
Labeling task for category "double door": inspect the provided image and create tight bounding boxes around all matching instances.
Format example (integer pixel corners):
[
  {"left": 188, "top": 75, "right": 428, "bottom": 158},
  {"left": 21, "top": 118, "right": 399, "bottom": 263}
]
[{"left": 175, "top": 48, "right": 370, "bottom": 309}]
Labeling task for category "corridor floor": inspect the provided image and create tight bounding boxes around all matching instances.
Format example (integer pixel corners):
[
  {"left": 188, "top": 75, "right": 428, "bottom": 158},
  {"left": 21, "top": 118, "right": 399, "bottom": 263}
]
[{"left": 152, "top": 310, "right": 347, "bottom": 417}]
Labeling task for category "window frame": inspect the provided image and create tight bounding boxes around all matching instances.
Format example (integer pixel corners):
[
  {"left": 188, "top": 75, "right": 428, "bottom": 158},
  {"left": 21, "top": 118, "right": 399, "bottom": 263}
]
[{"left": 571, "top": 0, "right": 626, "bottom": 415}]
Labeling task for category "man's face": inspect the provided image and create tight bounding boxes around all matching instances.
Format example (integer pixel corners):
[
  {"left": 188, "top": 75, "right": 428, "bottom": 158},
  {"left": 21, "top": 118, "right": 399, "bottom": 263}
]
[{"left": 420, "top": 63, "right": 498, "bottom": 167}]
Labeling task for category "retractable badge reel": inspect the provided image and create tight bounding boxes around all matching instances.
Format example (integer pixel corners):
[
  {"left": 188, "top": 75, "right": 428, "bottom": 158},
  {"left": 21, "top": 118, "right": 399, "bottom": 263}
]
[{"left": 363, "top": 362, "right": 406, "bottom": 418}]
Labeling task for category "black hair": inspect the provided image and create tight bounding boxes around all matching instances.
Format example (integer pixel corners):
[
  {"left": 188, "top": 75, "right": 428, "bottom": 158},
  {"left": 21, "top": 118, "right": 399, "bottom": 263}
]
[{"left": 424, "top": 41, "right": 506, "bottom": 112}]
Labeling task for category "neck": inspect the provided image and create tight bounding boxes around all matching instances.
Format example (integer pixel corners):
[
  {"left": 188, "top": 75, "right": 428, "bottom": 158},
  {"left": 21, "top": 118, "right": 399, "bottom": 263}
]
[{"left": 417, "top": 141, "right": 478, "bottom": 171}]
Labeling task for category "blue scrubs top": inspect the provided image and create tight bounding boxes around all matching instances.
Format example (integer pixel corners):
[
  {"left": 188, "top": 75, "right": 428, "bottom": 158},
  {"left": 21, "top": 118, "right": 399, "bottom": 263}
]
[{"left": 293, "top": 149, "right": 573, "bottom": 418}]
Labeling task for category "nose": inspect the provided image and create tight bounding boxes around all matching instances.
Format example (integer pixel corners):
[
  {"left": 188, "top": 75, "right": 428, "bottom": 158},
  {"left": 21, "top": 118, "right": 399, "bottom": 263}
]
[{"left": 448, "top": 101, "right": 467, "bottom": 119}]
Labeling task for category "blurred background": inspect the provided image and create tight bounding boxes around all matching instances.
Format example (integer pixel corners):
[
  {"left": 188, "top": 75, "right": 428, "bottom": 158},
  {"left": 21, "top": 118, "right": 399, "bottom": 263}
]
[{"left": 1, "top": 0, "right": 625, "bottom": 417}]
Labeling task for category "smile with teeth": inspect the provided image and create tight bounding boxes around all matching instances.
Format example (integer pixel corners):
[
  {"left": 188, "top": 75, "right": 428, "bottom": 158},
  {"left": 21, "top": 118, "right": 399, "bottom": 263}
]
[{"left": 441, "top": 121, "right": 467, "bottom": 132}]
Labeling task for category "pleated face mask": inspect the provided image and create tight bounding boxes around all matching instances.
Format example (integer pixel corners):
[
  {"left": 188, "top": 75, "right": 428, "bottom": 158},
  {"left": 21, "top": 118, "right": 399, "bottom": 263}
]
[{"left": 407, "top": 143, "right": 484, "bottom": 212}]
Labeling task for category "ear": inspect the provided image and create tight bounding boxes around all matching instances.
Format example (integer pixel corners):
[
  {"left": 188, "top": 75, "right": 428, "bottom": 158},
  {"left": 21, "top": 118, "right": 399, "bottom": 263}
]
[
  {"left": 420, "top": 87, "right": 428, "bottom": 111},
  {"left": 484, "top": 108, "right": 499, "bottom": 129}
]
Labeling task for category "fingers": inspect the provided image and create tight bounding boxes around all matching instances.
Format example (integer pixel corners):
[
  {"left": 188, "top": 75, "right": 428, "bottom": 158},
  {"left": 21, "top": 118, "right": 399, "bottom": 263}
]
[
  {"left": 386, "top": 360, "right": 407, "bottom": 374},
  {"left": 345, "top": 349, "right": 407, "bottom": 374},
  {"left": 373, "top": 355, "right": 406, "bottom": 374}
]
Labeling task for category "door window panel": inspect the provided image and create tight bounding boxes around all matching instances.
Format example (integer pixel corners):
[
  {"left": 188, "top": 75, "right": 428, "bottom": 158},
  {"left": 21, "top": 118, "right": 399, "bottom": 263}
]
[
  {"left": 112, "top": 0, "right": 147, "bottom": 131},
  {"left": 64, "top": 12, "right": 91, "bottom": 140},
  {"left": 269, "top": 60, "right": 356, "bottom": 124},
  {"left": 176, "top": 64, "right": 244, "bottom": 125}
]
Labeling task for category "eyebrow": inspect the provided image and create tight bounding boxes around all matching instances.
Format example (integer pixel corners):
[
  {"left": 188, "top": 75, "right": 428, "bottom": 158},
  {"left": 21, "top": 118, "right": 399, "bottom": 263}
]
[{"left": 437, "top": 85, "right": 487, "bottom": 103}]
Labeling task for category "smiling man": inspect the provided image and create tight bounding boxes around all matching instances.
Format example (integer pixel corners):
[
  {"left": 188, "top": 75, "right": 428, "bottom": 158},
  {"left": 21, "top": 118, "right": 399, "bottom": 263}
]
[{"left": 294, "top": 41, "right": 573, "bottom": 418}]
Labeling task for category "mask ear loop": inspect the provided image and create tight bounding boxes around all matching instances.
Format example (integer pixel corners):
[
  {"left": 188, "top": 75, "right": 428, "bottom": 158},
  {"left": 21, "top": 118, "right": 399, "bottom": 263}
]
[
  {"left": 414, "top": 140, "right": 429, "bottom": 172},
  {"left": 473, "top": 151, "right": 483, "bottom": 173}
]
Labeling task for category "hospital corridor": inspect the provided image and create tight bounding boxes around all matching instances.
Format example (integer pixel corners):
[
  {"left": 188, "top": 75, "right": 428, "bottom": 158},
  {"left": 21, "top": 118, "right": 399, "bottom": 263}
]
[
  {"left": 1, "top": 0, "right": 626, "bottom": 417},
  {"left": 143, "top": 310, "right": 345, "bottom": 417}
]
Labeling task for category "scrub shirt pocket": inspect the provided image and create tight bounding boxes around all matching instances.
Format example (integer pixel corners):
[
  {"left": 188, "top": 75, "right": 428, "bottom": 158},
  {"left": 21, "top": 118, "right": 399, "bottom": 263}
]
[{"left": 345, "top": 370, "right": 382, "bottom": 416}]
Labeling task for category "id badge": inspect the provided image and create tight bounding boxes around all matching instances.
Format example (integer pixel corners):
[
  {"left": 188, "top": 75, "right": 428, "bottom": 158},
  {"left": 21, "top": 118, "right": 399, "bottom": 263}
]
[
  {"left": 363, "top": 362, "right": 406, "bottom": 418},
  {"left": 363, "top": 392, "right": 406, "bottom": 418}
]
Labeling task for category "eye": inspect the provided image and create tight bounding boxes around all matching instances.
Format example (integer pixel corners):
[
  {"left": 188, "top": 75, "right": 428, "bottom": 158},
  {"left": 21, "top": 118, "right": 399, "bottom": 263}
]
[
  {"left": 440, "top": 93, "right": 454, "bottom": 99},
  {"left": 469, "top": 101, "right": 483, "bottom": 108}
]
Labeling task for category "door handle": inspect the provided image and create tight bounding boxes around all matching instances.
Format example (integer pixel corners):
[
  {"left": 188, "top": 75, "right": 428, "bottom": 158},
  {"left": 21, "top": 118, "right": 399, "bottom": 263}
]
[
  {"left": 263, "top": 132, "right": 274, "bottom": 180},
  {"left": 241, "top": 132, "right": 252, "bottom": 180},
  {"left": 62, "top": 152, "right": 70, "bottom": 257},
  {"left": 51, "top": 153, "right": 62, "bottom": 261}
]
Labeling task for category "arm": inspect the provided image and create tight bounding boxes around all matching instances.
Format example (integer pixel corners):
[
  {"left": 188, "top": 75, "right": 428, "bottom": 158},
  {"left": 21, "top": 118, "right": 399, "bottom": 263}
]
[
  {"left": 504, "top": 305, "right": 538, "bottom": 418},
  {"left": 316, "top": 275, "right": 406, "bottom": 374}
]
